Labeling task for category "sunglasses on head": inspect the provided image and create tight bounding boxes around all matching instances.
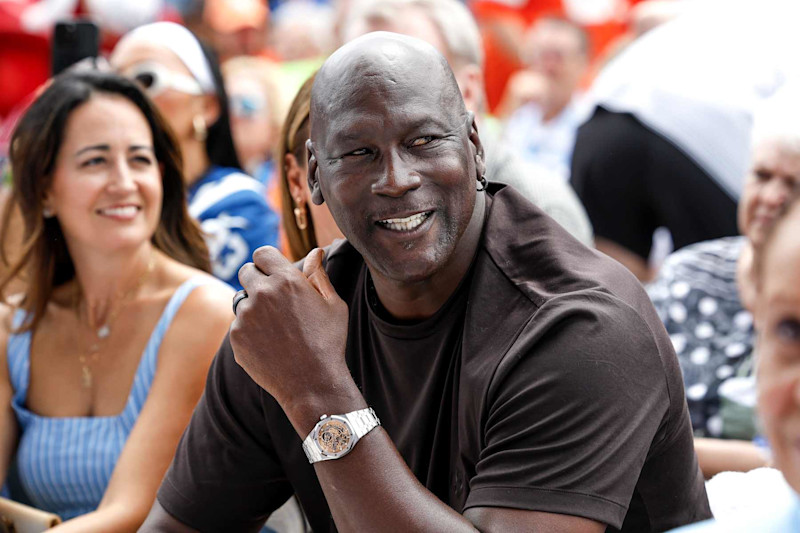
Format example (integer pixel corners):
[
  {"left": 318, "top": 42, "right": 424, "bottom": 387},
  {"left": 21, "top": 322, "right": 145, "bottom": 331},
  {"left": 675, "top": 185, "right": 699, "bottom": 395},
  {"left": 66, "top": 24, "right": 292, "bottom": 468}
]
[{"left": 126, "top": 61, "right": 204, "bottom": 98}]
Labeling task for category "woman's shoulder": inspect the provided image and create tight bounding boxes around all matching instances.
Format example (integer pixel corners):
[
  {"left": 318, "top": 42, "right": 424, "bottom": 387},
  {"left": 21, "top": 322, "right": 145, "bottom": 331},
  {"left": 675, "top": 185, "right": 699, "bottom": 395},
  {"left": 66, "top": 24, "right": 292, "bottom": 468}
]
[
  {"left": 159, "top": 260, "right": 234, "bottom": 312},
  {"left": 149, "top": 259, "right": 233, "bottom": 366},
  {"left": 159, "top": 257, "right": 233, "bottom": 318}
]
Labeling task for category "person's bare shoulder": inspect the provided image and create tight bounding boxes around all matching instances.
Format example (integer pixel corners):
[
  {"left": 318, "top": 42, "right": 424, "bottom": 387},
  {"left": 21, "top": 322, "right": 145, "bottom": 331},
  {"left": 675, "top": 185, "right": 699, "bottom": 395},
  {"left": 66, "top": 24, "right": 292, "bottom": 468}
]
[{"left": 156, "top": 264, "right": 234, "bottom": 369}]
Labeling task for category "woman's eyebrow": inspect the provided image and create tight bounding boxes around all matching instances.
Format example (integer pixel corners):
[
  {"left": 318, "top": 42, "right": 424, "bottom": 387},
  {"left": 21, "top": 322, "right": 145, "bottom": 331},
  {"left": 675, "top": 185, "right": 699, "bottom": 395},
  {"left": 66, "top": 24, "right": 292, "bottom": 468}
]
[
  {"left": 75, "top": 144, "right": 110, "bottom": 156},
  {"left": 129, "top": 145, "right": 155, "bottom": 152}
]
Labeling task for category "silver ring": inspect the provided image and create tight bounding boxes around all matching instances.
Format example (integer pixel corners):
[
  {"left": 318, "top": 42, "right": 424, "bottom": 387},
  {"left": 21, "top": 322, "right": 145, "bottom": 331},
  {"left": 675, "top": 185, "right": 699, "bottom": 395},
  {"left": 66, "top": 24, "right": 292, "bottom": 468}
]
[{"left": 232, "top": 290, "right": 248, "bottom": 316}]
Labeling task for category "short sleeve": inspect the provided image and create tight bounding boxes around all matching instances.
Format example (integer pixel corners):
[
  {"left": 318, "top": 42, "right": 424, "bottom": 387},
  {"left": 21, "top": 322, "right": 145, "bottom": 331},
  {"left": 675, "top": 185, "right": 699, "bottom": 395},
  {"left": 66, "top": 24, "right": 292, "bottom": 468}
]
[
  {"left": 463, "top": 293, "right": 673, "bottom": 529},
  {"left": 157, "top": 336, "right": 293, "bottom": 531}
]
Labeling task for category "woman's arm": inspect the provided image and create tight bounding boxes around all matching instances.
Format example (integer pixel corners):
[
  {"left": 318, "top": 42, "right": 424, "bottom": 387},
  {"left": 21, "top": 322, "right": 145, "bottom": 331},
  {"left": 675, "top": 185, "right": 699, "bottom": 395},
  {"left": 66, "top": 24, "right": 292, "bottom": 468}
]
[
  {"left": 0, "top": 303, "right": 18, "bottom": 486},
  {"left": 695, "top": 437, "right": 770, "bottom": 479},
  {"left": 51, "top": 281, "right": 234, "bottom": 532}
]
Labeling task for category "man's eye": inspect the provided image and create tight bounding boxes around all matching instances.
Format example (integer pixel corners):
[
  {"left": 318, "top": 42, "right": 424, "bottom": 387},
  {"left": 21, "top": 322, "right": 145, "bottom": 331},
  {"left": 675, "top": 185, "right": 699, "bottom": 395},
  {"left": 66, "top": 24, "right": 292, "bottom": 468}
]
[
  {"left": 346, "top": 148, "right": 370, "bottom": 157},
  {"left": 776, "top": 319, "right": 800, "bottom": 342},
  {"left": 410, "top": 136, "right": 433, "bottom": 147}
]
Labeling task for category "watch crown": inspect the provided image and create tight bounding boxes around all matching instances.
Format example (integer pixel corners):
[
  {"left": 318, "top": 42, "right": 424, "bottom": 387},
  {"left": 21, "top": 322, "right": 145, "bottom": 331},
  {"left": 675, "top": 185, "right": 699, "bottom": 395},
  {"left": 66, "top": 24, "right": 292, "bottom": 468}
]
[{"left": 320, "top": 414, "right": 328, "bottom": 420}]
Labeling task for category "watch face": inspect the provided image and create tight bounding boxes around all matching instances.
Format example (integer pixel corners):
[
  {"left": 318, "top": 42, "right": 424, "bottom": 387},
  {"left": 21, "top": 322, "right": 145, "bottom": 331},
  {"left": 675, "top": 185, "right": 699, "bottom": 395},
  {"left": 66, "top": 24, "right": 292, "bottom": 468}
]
[{"left": 316, "top": 419, "right": 353, "bottom": 455}]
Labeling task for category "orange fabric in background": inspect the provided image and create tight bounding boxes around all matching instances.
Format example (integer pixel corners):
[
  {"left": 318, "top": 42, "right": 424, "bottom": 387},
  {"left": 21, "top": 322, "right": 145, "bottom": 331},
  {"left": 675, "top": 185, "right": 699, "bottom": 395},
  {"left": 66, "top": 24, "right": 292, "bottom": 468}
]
[{"left": 470, "top": 0, "right": 642, "bottom": 113}]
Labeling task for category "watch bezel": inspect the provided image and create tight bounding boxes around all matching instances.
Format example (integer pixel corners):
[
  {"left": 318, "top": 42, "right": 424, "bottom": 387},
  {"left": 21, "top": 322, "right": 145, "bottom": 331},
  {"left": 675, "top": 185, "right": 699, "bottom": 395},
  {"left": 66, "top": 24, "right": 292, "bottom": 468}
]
[{"left": 311, "top": 414, "right": 356, "bottom": 459}]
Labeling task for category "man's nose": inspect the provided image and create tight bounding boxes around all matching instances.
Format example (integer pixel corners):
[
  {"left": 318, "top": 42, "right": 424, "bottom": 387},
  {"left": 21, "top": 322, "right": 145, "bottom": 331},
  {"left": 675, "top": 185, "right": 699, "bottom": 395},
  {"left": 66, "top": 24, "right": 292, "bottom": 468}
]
[{"left": 371, "top": 151, "right": 422, "bottom": 197}]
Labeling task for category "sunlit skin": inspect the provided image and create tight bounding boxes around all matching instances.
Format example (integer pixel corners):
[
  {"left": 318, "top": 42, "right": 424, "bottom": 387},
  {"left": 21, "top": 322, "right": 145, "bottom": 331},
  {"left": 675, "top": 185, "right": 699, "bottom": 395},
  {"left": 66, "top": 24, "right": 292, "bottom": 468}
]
[
  {"left": 307, "top": 39, "right": 486, "bottom": 319},
  {"left": 44, "top": 94, "right": 162, "bottom": 257},
  {"left": 738, "top": 141, "right": 800, "bottom": 248},
  {"left": 755, "top": 202, "right": 800, "bottom": 495}
]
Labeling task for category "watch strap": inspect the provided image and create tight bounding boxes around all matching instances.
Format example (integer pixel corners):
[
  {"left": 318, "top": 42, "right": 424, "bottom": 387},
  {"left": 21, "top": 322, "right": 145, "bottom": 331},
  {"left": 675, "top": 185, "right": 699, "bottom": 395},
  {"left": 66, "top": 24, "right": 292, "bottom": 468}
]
[{"left": 347, "top": 407, "right": 380, "bottom": 439}]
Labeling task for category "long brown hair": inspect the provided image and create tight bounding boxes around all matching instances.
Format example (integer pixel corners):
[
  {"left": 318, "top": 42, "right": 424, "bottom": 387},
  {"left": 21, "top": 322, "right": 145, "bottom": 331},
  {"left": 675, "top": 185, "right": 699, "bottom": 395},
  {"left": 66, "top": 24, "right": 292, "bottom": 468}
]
[
  {"left": 1, "top": 70, "right": 210, "bottom": 332},
  {"left": 278, "top": 73, "right": 317, "bottom": 261}
]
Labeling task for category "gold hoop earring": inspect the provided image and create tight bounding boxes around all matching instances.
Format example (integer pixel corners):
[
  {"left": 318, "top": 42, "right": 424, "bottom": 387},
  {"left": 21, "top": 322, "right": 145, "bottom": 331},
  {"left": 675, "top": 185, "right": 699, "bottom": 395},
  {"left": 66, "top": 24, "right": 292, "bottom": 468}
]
[
  {"left": 293, "top": 200, "right": 308, "bottom": 231},
  {"left": 192, "top": 115, "right": 207, "bottom": 142}
]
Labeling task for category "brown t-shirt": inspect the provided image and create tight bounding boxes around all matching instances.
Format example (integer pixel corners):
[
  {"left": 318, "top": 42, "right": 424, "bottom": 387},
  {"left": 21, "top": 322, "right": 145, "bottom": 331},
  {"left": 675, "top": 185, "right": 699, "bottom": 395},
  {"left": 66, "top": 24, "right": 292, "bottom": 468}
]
[{"left": 158, "top": 184, "right": 711, "bottom": 532}]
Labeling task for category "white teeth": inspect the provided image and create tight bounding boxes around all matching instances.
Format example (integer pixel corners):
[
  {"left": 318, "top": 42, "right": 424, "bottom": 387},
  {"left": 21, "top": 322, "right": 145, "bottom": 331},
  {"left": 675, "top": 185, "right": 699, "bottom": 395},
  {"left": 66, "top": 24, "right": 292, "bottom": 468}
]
[
  {"left": 378, "top": 212, "right": 429, "bottom": 232},
  {"left": 100, "top": 206, "right": 138, "bottom": 217}
]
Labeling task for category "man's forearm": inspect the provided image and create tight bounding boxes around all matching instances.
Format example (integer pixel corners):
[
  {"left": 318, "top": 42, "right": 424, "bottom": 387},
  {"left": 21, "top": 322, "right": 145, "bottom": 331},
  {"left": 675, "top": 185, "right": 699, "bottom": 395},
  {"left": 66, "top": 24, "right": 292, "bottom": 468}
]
[{"left": 284, "top": 378, "right": 477, "bottom": 533}]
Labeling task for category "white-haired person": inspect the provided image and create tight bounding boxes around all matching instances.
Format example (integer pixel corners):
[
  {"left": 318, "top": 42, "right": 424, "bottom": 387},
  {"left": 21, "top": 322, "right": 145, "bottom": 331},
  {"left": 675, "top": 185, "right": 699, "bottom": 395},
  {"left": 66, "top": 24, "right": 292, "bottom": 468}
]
[
  {"left": 111, "top": 22, "right": 280, "bottom": 291},
  {"left": 647, "top": 88, "right": 800, "bottom": 478},
  {"left": 671, "top": 192, "right": 800, "bottom": 531},
  {"left": 340, "top": 0, "right": 594, "bottom": 246}
]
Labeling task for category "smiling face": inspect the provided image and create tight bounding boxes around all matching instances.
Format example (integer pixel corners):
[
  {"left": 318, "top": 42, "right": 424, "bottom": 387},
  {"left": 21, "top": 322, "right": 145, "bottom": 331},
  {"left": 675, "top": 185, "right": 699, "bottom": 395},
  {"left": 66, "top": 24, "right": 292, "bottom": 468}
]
[
  {"left": 308, "top": 36, "right": 485, "bottom": 285},
  {"left": 756, "top": 202, "right": 800, "bottom": 493},
  {"left": 739, "top": 140, "right": 800, "bottom": 247},
  {"left": 43, "top": 94, "right": 162, "bottom": 255}
]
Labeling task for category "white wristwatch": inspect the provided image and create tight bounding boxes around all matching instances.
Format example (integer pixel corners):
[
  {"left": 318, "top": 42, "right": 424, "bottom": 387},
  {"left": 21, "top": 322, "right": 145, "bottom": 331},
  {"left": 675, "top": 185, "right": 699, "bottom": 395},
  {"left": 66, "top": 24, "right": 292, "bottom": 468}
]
[{"left": 302, "top": 407, "right": 381, "bottom": 463}]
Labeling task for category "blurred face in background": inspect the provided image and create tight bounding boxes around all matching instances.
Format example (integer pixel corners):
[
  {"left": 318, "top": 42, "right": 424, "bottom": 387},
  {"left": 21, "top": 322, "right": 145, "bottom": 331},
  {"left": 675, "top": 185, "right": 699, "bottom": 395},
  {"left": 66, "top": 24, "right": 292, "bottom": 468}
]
[
  {"left": 755, "top": 203, "right": 800, "bottom": 494},
  {"left": 738, "top": 140, "right": 800, "bottom": 247},
  {"left": 110, "top": 40, "right": 219, "bottom": 178},
  {"left": 523, "top": 19, "right": 587, "bottom": 110},
  {"left": 227, "top": 73, "right": 276, "bottom": 174}
]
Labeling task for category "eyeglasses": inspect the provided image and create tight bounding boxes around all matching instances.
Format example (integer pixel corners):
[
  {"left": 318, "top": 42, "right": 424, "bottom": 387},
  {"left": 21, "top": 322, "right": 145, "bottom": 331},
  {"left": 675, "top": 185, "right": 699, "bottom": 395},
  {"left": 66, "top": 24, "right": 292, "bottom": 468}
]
[
  {"left": 229, "top": 93, "right": 267, "bottom": 119},
  {"left": 126, "top": 61, "right": 203, "bottom": 98}
]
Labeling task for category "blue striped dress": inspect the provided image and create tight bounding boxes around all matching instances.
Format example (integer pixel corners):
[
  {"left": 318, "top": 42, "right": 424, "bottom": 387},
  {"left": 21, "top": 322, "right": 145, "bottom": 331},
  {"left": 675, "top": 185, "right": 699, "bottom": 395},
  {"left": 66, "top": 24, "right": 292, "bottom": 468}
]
[{"left": 5, "top": 276, "right": 214, "bottom": 520}]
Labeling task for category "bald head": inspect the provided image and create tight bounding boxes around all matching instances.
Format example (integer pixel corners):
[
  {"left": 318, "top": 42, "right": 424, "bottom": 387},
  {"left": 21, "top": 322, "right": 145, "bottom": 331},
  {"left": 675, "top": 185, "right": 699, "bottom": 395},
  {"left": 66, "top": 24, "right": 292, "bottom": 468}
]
[{"left": 310, "top": 32, "right": 466, "bottom": 144}]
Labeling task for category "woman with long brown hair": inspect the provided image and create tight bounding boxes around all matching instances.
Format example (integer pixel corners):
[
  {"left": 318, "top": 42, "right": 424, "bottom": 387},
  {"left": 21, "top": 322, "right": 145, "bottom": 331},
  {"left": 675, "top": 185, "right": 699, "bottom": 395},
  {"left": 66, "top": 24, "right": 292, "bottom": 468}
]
[{"left": 0, "top": 70, "right": 232, "bottom": 531}]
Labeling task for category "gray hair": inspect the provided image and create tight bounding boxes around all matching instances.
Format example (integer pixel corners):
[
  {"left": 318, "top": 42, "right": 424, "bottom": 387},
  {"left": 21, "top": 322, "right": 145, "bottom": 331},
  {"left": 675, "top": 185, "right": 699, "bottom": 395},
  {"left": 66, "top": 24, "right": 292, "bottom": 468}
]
[
  {"left": 343, "top": 0, "right": 484, "bottom": 69},
  {"left": 751, "top": 83, "right": 800, "bottom": 155}
]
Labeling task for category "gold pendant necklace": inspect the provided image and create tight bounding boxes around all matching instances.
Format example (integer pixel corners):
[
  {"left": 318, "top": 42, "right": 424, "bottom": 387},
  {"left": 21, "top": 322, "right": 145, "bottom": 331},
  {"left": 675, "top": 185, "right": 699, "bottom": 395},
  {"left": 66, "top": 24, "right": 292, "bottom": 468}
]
[{"left": 77, "top": 254, "right": 154, "bottom": 389}]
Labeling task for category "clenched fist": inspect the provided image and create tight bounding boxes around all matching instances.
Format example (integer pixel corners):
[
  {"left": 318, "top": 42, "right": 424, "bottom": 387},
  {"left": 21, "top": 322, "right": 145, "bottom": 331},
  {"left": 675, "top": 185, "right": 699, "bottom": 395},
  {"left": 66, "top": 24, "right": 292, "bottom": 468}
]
[{"left": 230, "top": 246, "right": 352, "bottom": 412}]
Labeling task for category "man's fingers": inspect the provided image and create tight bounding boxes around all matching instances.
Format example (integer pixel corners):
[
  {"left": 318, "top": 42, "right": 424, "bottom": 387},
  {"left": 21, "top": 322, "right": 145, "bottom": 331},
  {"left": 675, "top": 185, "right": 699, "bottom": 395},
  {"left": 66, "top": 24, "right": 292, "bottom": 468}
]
[
  {"left": 303, "top": 248, "right": 337, "bottom": 301},
  {"left": 237, "top": 262, "right": 259, "bottom": 293},
  {"left": 252, "top": 245, "right": 293, "bottom": 275}
]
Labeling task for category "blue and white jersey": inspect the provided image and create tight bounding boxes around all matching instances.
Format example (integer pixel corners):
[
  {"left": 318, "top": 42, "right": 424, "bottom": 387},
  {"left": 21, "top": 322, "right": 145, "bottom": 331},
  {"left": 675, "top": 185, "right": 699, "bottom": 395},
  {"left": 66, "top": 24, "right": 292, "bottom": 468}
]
[{"left": 188, "top": 166, "right": 280, "bottom": 290}]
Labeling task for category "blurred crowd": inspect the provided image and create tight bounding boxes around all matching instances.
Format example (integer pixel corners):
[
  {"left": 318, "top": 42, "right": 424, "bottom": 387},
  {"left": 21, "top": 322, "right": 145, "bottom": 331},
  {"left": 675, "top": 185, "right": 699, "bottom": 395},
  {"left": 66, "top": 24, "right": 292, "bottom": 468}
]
[{"left": 1, "top": 0, "right": 800, "bottom": 531}]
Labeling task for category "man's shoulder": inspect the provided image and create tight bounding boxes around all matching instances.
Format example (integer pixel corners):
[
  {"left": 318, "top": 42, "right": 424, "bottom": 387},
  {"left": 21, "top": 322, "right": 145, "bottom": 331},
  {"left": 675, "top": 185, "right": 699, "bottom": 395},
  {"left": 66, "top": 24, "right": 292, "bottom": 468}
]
[
  {"left": 473, "top": 187, "right": 674, "bottom": 393},
  {"left": 482, "top": 185, "right": 642, "bottom": 309}
]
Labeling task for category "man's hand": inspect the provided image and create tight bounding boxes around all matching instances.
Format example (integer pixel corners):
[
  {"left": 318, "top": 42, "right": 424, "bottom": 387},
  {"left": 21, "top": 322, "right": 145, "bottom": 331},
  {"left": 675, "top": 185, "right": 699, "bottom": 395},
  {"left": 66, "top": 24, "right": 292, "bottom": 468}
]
[{"left": 230, "top": 247, "right": 351, "bottom": 411}]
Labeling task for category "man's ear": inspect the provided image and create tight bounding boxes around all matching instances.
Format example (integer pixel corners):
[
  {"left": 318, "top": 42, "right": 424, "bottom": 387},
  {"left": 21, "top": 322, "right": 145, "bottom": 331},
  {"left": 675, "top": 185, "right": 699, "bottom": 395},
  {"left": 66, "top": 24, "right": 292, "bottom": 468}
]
[
  {"left": 306, "top": 139, "right": 325, "bottom": 206},
  {"left": 467, "top": 111, "right": 486, "bottom": 179}
]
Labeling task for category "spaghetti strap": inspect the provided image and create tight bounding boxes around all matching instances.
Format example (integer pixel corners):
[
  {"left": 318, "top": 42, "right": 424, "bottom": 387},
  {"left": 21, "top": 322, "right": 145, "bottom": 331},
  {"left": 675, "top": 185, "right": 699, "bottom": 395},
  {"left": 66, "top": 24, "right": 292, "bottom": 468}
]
[
  {"left": 119, "top": 275, "right": 222, "bottom": 427},
  {"left": 7, "top": 309, "right": 32, "bottom": 404}
]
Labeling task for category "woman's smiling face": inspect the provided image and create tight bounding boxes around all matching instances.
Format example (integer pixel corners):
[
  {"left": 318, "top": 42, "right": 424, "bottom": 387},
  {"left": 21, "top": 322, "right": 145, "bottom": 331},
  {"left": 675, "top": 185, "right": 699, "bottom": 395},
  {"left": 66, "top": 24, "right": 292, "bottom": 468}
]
[{"left": 43, "top": 94, "right": 162, "bottom": 254}]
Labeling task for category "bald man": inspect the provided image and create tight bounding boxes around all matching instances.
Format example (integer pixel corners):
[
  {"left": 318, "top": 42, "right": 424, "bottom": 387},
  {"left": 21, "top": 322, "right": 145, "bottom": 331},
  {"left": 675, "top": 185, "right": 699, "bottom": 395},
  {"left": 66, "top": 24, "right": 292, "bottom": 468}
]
[{"left": 142, "top": 33, "right": 709, "bottom": 532}]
